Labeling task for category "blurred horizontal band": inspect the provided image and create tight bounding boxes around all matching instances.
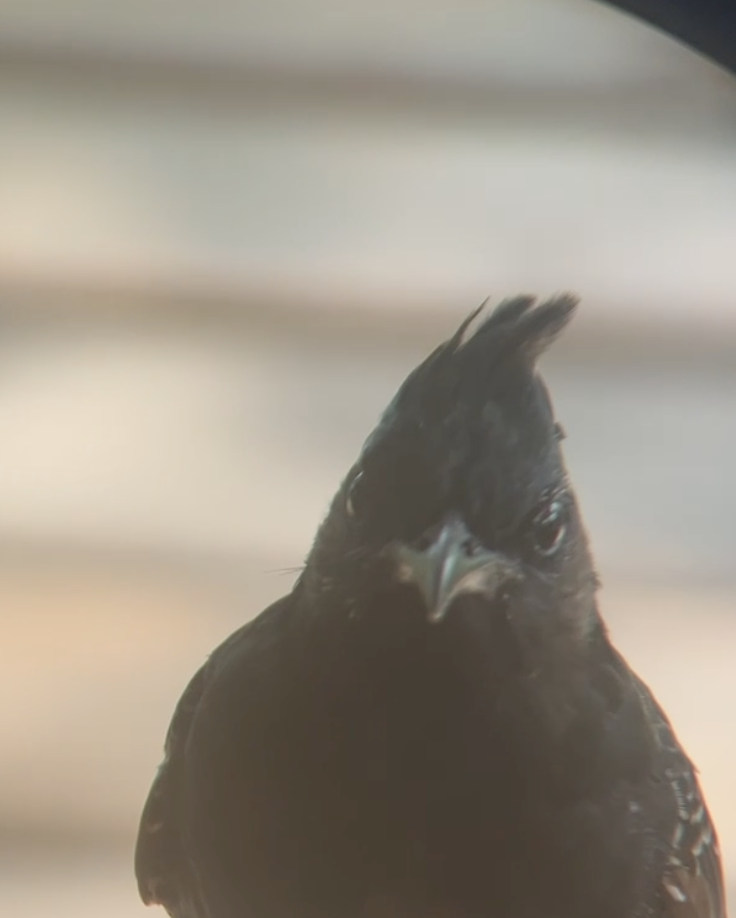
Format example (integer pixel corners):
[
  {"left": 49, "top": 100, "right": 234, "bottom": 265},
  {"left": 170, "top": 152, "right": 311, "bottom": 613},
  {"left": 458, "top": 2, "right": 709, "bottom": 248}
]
[
  {"left": 0, "top": 30, "right": 729, "bottom": 120},
  {"left": 2, "top": 271, "right": 736, "bottom": 358}
]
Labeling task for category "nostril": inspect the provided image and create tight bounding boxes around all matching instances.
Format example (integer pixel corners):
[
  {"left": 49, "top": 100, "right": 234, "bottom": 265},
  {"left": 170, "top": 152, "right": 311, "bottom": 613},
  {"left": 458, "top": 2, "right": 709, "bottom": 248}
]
[
  {"left": 462, "top": 536, "right": 483, "bottom": 558},
  {"left": 415, "top": 520, "right": 486, "bottom": 557}
]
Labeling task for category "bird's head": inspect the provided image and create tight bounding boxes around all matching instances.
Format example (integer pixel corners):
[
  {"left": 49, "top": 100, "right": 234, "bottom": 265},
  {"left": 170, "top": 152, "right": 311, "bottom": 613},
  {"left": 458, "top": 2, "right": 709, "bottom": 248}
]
[{"left": 302, "top": 295, "right": 601, "bottom": 667}]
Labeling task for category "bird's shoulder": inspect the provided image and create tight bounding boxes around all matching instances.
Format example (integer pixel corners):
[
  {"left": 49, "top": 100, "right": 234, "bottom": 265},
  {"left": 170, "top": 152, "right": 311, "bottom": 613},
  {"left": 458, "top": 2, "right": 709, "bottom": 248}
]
[
  {"left": 133, "top": 592, "right": 297, "bottom": 918},
  {"left": 630, "top": 672, "right": 726, "bottom": 918}
]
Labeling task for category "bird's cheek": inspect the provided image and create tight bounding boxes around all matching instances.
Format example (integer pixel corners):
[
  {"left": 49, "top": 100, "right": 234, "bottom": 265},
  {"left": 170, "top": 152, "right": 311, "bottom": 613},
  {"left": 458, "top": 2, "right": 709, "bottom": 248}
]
[
  {"left": 495, "top": 580, "right": 559, "bottom": 643},
  {"left": 504, "top": 578, "right": 596, "bottom": 657}
]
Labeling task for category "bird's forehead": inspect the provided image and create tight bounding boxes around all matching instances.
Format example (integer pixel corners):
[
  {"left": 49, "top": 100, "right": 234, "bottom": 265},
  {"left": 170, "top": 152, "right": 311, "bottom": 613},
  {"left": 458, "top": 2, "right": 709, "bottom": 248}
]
[
  {"left": 365, "top": 364, "right": 555, "bottom": 464},
  {"left": 359, "top": 381, "right": 562, "bottom": 526}
]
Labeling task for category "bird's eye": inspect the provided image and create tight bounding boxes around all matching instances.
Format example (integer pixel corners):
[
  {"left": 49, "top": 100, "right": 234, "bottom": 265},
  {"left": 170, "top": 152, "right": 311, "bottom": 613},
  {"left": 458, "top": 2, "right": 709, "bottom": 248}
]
[
  {"left": 530, "top": 498, "right": 568, "bottom": 557},
  {"left": 346, "top": 472, "right": 365, "bottom": 519}
]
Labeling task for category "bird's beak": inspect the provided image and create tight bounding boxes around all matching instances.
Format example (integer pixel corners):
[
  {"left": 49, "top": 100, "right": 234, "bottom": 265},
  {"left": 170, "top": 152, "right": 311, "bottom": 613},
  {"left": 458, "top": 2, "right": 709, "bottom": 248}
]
[{"left": 393, "top": 518, "right": 521, "bottom": 623}]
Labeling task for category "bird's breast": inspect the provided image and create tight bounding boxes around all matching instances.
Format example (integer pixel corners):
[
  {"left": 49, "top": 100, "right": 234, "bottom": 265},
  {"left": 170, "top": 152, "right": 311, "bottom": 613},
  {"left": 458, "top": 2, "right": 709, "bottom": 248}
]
[{"left": 185, "top": 617, "right": 652, "bottom": 918}]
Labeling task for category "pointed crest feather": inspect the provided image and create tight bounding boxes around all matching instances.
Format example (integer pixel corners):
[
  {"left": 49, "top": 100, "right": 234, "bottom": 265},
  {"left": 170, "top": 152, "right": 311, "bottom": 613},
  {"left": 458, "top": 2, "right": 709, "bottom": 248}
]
[
  {"left": 454, "top": 293, "right": 578, "bottom": 366},
  {"left": 363, "top": 294, "right": 579, "bottom": 459},
  {"left": 409, "top": 293, "right": 579, "bottom": 402}
]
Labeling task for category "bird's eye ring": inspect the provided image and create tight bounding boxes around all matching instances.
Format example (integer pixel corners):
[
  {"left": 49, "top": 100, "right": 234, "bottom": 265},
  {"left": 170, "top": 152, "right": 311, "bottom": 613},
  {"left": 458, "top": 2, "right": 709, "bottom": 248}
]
[
  {"left": 346, "top": 472, "right": 364, "bottom": 519},
  {"left": 531, "top": 498, "right": 568, "bottom": 557}
]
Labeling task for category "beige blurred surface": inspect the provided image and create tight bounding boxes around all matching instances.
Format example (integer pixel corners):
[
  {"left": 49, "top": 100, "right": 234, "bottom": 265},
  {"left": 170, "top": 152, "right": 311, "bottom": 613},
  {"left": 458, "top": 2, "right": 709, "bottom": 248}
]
[
  {"left": 0, "top": 845, "right": 145, "bottom": 918},
  {"left": 1, "top": 0, "right": 736, "bottom": 323}
]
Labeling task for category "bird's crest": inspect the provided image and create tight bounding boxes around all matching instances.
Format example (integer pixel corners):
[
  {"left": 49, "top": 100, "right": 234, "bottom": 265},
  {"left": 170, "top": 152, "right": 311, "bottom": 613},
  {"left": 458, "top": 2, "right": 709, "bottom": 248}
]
[
  {"left": 421, "top": 292, "right": 577, "bottom": 388},
  {"left": 364, "top": 294, "right": 578, "bottom": 457}
]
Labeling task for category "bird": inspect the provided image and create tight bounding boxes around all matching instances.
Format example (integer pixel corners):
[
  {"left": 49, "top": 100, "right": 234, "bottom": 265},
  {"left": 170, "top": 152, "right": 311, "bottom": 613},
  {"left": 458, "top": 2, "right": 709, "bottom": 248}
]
[{"left": 135, "top": 295, "right": 726, "bottom": 918}]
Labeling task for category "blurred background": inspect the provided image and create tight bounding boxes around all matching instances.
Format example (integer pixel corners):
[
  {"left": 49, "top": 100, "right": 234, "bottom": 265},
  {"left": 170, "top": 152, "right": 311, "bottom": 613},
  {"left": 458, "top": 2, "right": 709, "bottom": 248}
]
[{"left": 0, "top": 0, "right": 735, "bottom": 914}]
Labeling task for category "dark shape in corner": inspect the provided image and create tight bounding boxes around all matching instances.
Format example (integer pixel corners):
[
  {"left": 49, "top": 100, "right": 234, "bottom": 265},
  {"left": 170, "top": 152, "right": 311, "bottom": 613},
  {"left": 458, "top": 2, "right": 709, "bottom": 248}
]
[{"left": 599, "top": 0, "right": 736, "bottom": 75}]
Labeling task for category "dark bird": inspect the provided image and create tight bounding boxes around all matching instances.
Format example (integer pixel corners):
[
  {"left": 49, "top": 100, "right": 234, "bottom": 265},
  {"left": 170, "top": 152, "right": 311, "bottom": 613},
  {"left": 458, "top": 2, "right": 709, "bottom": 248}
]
[{"left": 135, "top": 296, "right": 726, "bottom": 918}]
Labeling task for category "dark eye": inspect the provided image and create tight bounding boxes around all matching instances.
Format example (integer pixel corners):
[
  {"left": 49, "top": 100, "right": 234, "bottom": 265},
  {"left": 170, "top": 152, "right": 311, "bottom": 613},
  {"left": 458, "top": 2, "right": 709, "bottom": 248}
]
[
  {"left": 530, "top": 498, "right": 568, "bottom": 557},
  {"left": 346, "top": 471, "right": 365, "bottom": 519}
]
